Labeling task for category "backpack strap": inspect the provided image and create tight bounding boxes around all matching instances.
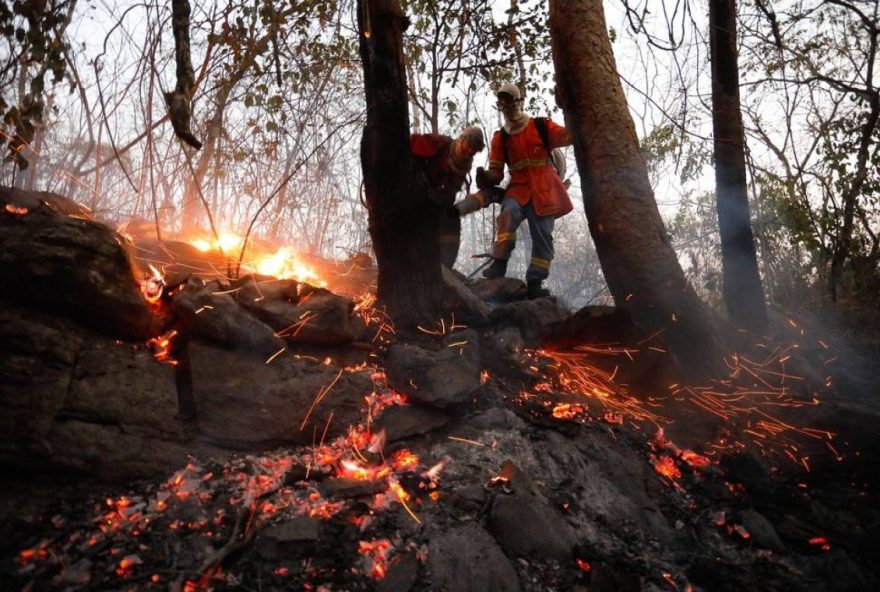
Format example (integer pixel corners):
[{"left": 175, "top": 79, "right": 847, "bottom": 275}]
[
  {"left": 533, "top": 117, "right": 552, "bottom": 156},
  {"left": 500, "top": 128, "right": 510, "bottom": 166}
]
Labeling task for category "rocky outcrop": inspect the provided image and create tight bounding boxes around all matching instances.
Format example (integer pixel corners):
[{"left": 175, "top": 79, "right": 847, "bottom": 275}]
[{"left": 0, "top": 187, "right": 157, "bottom": 339}]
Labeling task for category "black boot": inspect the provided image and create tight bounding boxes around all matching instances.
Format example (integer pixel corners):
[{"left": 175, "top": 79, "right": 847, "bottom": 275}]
[
  {"left": 482, "top": 257, "right": 508, "bottom": 279},
  {"left": 527, "top": 279, "right": 550, "bottom": 300}
]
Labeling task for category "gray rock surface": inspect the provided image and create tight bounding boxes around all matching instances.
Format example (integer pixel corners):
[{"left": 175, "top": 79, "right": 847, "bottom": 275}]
[
  {"left": 0, "top": 187, "right": 157, "bottom": 339},
  {"left": 385, "top": 330, "right": 480, "bottom": 408},
  {"left": 427, "top": 523, "right": 521, "bottom": 592},
  {"left": 236, "top": 276, "right": 364, "bottom": 344},
  {"left": 374, "top": 404, "right": 451, "bottom": 443},
  {"left": 190, "top": 342, "right": 370, "bottom": 448},
  {"left": 172, "top": 283, "right": 284, "bottom": 356}
]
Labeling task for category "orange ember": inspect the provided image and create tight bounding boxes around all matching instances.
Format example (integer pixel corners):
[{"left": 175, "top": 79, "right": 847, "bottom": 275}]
[
  {"left": 652, "top": 455, "right": 682, "bottom": 480},
  {"left": 358, "top": 539, "right": 392, "bottom": 579},
  {"left": 147, "top": 330, "right": 178, "bottom": 365}
]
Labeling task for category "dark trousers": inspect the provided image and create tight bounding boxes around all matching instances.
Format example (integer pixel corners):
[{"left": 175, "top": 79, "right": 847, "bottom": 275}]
[{"left": 492, "top": 197, "right": 555, "bottom": 281}]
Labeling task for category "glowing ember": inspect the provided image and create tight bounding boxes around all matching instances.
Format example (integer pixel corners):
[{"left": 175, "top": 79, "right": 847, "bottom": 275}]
[
  {"left": 146, "top": 330, "right": 178, "bottom": 365},
  {"left": 808, "top": 536, "right": 831, "bottom": 551},
  {"left": 358, "top": 539, "right": 392, "bottom": 579},
  {"left": 652, "top": 455, "right": 682, "bottom": 480},
  {"left": 390, "top": 449, "right": 419, "bottom": 471},
  {"left": 575, "top": 558, "right": 592, "bottom": 572},
  {"left": 5, "top": 203, "right": 28, "bottom": 215},
  {"left": 254, "top": 246, "right": 326, "bottom": 286},
  {"left": 552, "top": 403, "right": 582, "bottom": 419}
]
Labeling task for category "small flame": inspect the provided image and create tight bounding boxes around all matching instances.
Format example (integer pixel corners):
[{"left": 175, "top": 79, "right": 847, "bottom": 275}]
[{"left": 140, "top": 264, "right": 165, "bottom": 304}]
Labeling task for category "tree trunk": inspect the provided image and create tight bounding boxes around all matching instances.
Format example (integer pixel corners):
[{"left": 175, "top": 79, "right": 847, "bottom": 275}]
[
  {"left": 710, "top": 0, "right": 767, "bottom": 325},
  {"left": 549, "top": 0, "right": 722, "bottom": 375},
  {"left": 358, "top": 0, "right": 443, "bottom": 328}
]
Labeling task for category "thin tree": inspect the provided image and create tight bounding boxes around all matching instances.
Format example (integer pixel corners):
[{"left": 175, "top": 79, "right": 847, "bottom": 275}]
[
  {"left": 549, "top": 0, "right": 722, "bottom": 375},
  {"left": 709, "top": 0, "right": 766, "bottom": 326},
  {"left": 357, "top": 0, "right": 443, "bottom": 327}
]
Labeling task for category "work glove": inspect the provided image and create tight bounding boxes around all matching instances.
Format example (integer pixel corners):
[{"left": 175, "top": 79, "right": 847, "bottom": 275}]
[
  {"left": 454, "top": 194, "right": 483, "bottom": 217},
  {"left": 475, "top": 166, "right": 492, "bottom": 190}
]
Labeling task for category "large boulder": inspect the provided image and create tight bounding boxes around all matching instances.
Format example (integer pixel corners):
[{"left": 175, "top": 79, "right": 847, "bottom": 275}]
[
  {"left": 234, "top": 276, "right": 365, "bottom": 344},
  {"left": 468, "top": 277, "right": 526, "bottom": 303},
  {"left": 0, "top": 301, "right": 190, "bottom": 478},
  {"left": 489, "top": 298, "right": 570, "bottom": 344},
  {"left": 189, "top": 343, "right": 372, "bottom": 448},
  {"left": 172, "top": 281, "right": 285, "bottom": 356},
  {"left": 440, "top": 267, "right": 490, "bottom": 325},
  {"left": 427, "top": 523, "right": 521, "bottom": 592},
  {"left": 0, "top": 187, "right": 157, "bottom": 339},
  {"left": 486, "top": 460, "right": 576, "bottom": 560},
  {"left": 385, "top": 330, "right": 481, "bottom": 408}
]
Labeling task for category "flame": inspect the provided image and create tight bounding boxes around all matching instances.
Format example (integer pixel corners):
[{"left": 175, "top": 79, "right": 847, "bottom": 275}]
[
  {"left": 189, "top": 231, "right": 242, "bottom": 253},
  {"left": 140, "top": 264, "right": 165, "bottom": 304},
  {"left": 5, "top": 203, "right": 28, "bottom": 215},
  {"left": 254, "top": 246, "right": 326, "bottom": 286}
]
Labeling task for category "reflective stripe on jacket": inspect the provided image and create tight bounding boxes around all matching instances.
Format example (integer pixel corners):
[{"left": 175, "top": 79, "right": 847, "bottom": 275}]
[{"left": 487, "top": 118, "right": 573, "bottom": 218}]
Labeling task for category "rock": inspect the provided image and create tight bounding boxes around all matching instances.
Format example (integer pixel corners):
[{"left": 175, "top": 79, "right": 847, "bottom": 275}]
[
  {"left": 543, "top": 306, "right": 637, "bottom": 349},
  {"left": 235, "top": 276, "right": 364, "bottom": 344},
  {"left": 441, "top": 266, "right": 490, "bottom": 324},
  {"left": 447, "top": 485, "right": 486, "bottom": 514},
  {"left": 377, "top": 551, "right": 420, "bottom": 592},
  {"left": 385, "top": 330, "right": 480, "bottom": 408},
  {"left": 486, "top": 461, "right": 575, "bottom": 560},
  {"left": 463, "top": 408, "right": 525, "bottom": 431},
  {"left": 0, "top": 302, "right": 81, "bottom": 461},
  {"left": 815, "top": 549, "right": 872, "bottom": 591},
  {"left": 736, "top": 509, "right": 785, "bottom": 552},
  {"left": 489, "top": 298, "right": 570, "bottom": 344},
  {"left": 255, "top": 517, "right": 322, "bottom": 560},
  {"left": 0, "top": 302, "right": 190, "bottom": 478},
  {"left": 486, "top": 327, "right": 525, "bottom": 367},
  {"left": 318, "top": 478, "right": 386, "bottom": 498},
  {"left": 468, "top": 277, "right": 526, "bottom": 303},
  {"left": 0, "top": 187, "right": 157, "bottom": 339},
  {"left": 589, "top": 562, "right": 642, "bottom": 592},
  {"left": 427, "top": 523, "right": 521, "bottom": 592},
  {"left": 374, "top": 404, "right": 451, "bottom": 443},
  {"left": 189, "top": 343, "right": 370, "bottom": 448},
  {"left": 172, "top": 283, "right": 284, "bottom": 356}
]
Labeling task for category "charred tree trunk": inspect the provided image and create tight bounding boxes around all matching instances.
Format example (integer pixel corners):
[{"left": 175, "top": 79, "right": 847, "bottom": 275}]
[
  {"left": 710, "top": 0, "right": 767, "bottom": 326},
  {"left": 549, "top": 0, "right": 722, "bottom": 375},
  {"left": 358, "top": 0, "right": 443, "bottom": 328}
]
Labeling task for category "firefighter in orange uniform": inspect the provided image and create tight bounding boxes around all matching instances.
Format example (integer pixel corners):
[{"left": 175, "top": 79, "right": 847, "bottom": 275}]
[
  {"left": 410, "top": 126, "right": 485, "bottom": 269},
  {"left": 458, "top": 83, "right": 573, "bottom": 299}
]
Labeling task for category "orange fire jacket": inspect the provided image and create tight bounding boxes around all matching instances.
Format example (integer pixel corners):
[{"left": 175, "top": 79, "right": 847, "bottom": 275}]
[{"left": 487, "top": 117, "right": 573, "bottom": 218}]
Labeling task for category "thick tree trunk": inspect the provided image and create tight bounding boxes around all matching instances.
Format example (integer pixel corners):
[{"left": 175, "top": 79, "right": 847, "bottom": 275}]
[
  {"left": 549, "top": 0, "right": 722, "bottom": 374},
  {"left": 710, "top": 0, "right": 767, "bottom": 326},
  {"left": 358, "top": 0, "right": 443, "bottom": 328}
]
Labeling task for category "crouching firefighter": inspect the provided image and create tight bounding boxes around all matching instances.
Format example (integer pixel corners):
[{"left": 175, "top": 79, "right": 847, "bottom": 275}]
[
  {"left": 410, "top": 126, "right": 486, "bottom": 270},
  {"left": 454, "top": 83, "right": 573, "bottom": 299}
]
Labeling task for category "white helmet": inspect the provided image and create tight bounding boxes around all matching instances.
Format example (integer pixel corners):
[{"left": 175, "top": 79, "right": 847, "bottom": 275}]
[{"left": 496, "top": 82, "right": 522, "bottom": 101}]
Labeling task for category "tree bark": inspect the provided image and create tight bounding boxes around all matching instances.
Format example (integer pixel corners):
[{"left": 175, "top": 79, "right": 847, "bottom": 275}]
[
  {"left": 358, "top": 0, "right": 443, "bottom": 328},
  {"left": 549, "top": 0, "right": 722, "bottom": 375},
  {"left": 710, "top": 0, "right": 767, "bottom": 325}
]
